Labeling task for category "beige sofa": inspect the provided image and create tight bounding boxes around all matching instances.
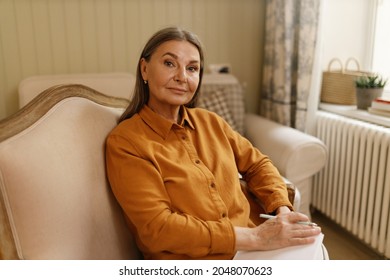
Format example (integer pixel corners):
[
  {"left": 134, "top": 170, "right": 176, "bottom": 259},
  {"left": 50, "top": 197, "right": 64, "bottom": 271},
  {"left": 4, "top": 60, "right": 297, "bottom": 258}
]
[
  {"left": 17, "top": 72, "right": 327, "bottom": 218},
  {"left": 0, "top": 73, "right": 327, "bottom": 259}
]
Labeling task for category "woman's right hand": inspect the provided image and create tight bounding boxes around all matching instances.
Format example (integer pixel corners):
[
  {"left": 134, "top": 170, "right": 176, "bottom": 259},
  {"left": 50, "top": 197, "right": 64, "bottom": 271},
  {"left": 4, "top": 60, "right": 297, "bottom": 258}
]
[{"left": 234, "top": 211, "right": 321, "bottom": 251}]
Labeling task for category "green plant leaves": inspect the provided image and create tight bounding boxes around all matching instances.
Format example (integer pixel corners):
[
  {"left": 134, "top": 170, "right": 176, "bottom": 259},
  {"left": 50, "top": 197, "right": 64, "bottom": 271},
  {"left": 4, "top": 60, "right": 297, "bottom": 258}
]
[{"left": 355, "top": 75, "right": 388, "bottom": 88}]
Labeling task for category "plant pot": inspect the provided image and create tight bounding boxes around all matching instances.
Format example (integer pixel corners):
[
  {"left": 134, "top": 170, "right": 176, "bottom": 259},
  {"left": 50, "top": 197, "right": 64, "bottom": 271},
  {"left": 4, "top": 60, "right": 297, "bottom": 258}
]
[{"left": 355, "top": 87, "right": 384, "bottom": 110}]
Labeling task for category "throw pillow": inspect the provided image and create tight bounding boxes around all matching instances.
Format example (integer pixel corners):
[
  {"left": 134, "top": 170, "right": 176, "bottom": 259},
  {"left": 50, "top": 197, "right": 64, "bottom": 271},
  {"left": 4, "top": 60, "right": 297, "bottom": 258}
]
[{"left": 198, "top": 90, "right": 238, "bottom": 131}]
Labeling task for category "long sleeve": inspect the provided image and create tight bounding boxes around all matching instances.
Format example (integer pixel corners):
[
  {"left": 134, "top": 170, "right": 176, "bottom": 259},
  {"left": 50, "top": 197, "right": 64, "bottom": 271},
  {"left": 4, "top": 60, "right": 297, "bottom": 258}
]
[{"left": 223, "top": 127, "right": 292, "bottom": 213}]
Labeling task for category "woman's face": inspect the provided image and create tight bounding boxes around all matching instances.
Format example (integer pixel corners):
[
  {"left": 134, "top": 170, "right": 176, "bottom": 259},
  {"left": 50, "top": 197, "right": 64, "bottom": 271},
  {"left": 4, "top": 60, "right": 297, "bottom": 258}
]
[{"left": 140, "top": 40, "right": 201, "bottom": 112}]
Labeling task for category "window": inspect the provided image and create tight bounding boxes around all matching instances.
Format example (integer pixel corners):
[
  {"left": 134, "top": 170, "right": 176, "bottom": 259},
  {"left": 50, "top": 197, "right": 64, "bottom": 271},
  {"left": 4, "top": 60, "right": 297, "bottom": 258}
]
[{"left": 372, "top": 0, "right": 390, "bottom": 95}]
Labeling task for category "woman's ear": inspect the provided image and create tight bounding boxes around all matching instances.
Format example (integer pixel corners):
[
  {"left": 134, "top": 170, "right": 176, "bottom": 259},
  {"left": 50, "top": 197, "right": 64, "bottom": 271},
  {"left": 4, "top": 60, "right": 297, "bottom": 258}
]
[{"left": 140, "top": 58, "right": 148, "bottom": 81}]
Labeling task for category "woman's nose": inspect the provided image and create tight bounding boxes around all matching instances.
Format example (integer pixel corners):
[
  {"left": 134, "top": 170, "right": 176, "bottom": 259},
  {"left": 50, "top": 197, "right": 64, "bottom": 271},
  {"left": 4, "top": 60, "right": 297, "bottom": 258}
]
[{"left": 174, "top": 67, "right": 187, "bottom": 82}]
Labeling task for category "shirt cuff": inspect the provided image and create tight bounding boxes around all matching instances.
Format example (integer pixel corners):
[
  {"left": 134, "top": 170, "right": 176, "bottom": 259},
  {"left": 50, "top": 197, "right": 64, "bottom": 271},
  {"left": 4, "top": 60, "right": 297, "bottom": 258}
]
[
  {"left": 207, "top": 218, "right": 236, "bottom": 255},
  {"left": 264, "top": 192, "right": 293, "bottom": 214}
]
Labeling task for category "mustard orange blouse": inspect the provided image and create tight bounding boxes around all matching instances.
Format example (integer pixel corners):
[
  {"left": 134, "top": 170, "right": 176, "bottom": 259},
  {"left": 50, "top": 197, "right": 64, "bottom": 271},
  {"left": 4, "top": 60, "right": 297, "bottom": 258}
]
[{"left": 105, "top": 105, "right": 292, "bottom": 260}]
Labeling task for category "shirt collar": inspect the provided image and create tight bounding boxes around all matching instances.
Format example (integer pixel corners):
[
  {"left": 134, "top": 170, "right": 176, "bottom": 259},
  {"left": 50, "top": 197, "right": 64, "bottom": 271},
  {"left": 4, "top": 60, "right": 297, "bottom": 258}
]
[{"left": 139, "top": 105, "right": 195, "bottom": 140}]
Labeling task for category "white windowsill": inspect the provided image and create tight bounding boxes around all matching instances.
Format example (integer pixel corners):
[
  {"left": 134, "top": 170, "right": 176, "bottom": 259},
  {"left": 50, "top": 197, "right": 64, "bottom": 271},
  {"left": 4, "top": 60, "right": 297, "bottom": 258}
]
[{"left": 319, "top": 103, "right": 390, "bottom": 128}]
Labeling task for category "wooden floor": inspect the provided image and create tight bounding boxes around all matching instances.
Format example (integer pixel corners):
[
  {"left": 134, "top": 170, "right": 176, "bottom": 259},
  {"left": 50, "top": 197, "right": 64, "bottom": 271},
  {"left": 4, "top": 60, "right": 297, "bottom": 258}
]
[{"left": 311, "top": 210, "right": 386, "bottom": 260}]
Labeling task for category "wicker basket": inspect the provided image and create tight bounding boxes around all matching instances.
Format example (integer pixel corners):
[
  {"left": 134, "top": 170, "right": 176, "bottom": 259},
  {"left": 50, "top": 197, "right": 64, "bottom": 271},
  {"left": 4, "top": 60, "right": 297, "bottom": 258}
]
[{"left": 320, "top": 58, "right": 371, "bottom": 105}]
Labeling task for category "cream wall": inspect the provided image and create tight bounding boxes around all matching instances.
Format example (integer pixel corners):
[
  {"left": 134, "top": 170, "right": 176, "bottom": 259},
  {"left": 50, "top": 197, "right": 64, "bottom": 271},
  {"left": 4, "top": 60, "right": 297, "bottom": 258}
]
[{"left": 0, "top": 0, "right": 265, "bottom": 120}]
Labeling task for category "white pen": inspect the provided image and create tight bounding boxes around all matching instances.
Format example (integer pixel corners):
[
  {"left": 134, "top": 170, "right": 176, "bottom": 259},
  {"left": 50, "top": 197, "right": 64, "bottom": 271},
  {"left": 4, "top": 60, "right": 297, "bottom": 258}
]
[{"left": 259, "top": 213, "right": 318, "bottom": 227}]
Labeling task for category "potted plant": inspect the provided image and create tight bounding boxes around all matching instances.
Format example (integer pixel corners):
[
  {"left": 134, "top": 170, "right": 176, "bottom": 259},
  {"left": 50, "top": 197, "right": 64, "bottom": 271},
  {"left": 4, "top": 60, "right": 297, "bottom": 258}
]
[{"left": 355, "top": 74, "right": 388, "bottom": 110}]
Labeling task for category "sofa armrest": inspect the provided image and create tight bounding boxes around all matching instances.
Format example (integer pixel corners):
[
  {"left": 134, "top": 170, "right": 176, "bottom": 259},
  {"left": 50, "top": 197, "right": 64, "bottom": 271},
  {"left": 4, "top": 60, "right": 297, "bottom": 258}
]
[{"left": 244, "top": 113, "right": 327, "bottom": 183}]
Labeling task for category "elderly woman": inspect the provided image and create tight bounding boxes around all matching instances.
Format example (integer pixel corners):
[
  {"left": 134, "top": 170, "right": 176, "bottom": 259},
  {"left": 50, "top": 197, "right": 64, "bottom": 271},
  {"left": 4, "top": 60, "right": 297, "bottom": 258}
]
[{"left": 105, "top": 26, "right": 321, "bottom": 260}]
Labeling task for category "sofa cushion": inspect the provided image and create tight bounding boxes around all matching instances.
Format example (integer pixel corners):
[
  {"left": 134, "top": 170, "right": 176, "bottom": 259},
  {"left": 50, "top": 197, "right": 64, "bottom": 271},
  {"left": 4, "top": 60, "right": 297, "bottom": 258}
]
[{"left": 198, "top": 90, "right": 238, "bottom": 131}]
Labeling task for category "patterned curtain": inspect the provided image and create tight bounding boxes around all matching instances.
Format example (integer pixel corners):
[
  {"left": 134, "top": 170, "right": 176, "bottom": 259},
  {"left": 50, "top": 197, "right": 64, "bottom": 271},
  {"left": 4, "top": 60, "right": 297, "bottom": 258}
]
[{"left": 260, "top": 0, "right": 320, "bottom": 131}]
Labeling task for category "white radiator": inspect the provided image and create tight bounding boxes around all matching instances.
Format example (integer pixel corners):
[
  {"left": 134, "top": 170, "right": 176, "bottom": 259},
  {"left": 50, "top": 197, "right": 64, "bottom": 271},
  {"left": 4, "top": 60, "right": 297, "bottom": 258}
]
[{"left": 312, "top": 111, "right": 390, "bottom": 258}]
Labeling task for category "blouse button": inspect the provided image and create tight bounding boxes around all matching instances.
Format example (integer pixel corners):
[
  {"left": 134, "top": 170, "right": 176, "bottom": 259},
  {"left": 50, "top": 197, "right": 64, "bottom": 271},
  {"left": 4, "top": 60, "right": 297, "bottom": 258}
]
[
  {"left": 181, "top": 135, "right": 186, "bottom": 140},
  {"left": 195, "top": 159, "right": 201, "bottom": 164},
  {"left": 222, "top": 213, "right": 227, "bottom": 218},
  {"left": 210, "top": 182, "right": 216, "bottom": 188}
]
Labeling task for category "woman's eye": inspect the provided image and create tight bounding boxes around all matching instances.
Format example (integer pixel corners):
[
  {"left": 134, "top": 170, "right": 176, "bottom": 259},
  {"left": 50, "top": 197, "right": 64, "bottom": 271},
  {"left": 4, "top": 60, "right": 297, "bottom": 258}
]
[
  {"left": 188, "top": 66, "right": 199, "bottom": 72},
  {"left": 164, "top": 61, "right": 174, "bottom": 67}
]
